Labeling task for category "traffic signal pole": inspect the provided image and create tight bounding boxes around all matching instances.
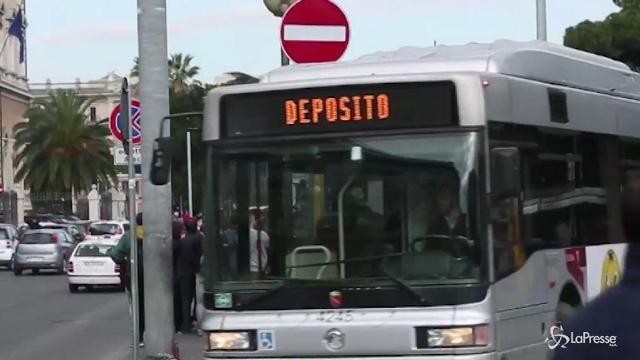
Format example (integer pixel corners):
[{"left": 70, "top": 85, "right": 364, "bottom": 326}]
[
  {"left": 136, "top": 0, "right": 174, "bottom": 358},
  {"left": 536, "top": 0, "right": 547, "bottom": 41},
  {"left": 120, "top": 78, "right": 141, "bottom": 360}
]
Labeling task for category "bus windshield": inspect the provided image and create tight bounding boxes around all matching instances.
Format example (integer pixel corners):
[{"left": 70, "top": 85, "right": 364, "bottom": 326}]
[{"left": 212, "top": 131, "right": 483, "bottom": 290}]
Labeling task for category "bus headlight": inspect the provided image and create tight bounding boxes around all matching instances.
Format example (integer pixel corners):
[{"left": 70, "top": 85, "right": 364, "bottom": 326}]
[
  {"left": 207, "top": 331, "right": 253, "bottom": 350},
  {"left": 422, "top": 325, "right": 489, "bottom": 348}
]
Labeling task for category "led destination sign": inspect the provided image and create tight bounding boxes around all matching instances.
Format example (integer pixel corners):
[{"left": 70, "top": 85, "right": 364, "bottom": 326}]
[
  {"left": 220, "top": 81, "right": 458, "bottom": 138},
  {"left": 285, "top": 94, "right": 390, "bottom": 125}
]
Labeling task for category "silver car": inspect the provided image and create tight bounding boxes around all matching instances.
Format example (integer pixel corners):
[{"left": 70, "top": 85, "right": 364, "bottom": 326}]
[{"left": 14, "top": 229, "right": 74, "bottom": 275}]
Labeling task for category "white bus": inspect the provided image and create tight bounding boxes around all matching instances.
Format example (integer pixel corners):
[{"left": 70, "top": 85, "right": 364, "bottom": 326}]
[{"left": 195, "top": 40, "right": 638, "bottom": 359}]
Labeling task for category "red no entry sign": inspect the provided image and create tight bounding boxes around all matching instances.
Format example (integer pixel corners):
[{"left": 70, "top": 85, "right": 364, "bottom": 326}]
[
  {"left": 109, "top": 99, "right": 142, "bottom": 145},
  {"left": 280, "top": 0, "right": 350, "bottom": 64}
]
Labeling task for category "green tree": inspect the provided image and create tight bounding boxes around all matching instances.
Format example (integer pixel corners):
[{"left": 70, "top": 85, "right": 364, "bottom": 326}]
[
  {"left": 564, "top": 0, "right": 640, "bottom": 70},
  {"left": 169, "top": 73, "right": 257, "bottom": 214},
  {"left": 170, "top": 83, "right": 209, "bottom": 214},
  {"left": 130, "top": 56, "right": 139, "bottom": 79},
  {"left": 130, "top": 54, "right": 201, "bottom": 93},
  {"left": 13, "top": 90, "right": 117, "bottom": 193},
  {"left": 128, "top": 51, "right": 258, "bottom": 213},
  {"left": 169, "top": 53, "right": 200, "bottom": 94}
]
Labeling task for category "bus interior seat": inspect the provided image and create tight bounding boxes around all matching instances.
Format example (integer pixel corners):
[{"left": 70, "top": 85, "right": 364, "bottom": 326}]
[{"left": 286, "top": 245, "right": 337, "bottom": 280}]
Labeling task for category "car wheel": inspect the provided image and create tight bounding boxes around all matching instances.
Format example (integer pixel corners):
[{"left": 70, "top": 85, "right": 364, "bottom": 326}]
[
  {"left": 13, "top": 267, "right": 22, "bottom": 276},
  {"left": 556, "top": 301, "right": 575, "bottom": 324},
  {"left": 86, "top": 285, "right": 94, "bottom": 292},
  {"left": 68, "top": 284, "right": 79, "bottom": 293},
  {"left": 8, "top": 255, "right": 14, "bottom": 271},
  {"left": 57, "top": 260, "right": 66, "bottom": 275},
  {"left": 32, "top": 268, "right": 39, "bottom": 275}
]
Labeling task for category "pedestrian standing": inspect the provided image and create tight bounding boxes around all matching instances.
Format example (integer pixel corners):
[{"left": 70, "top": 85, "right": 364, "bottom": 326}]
[
  {"left": 555, "top": 171, "right": 640, "bottom": 359},
  {"left": 172, "top": 219, "right": 184, "bottom": 333},
  {"left": 109, "top": 212, "right": 145, "bottom": 347},
  {"left": 182, "top": 210, "right": 191, "bottom": 224},
  {"left": 175, "top": 218, "right": 203, "bottom": 333}
]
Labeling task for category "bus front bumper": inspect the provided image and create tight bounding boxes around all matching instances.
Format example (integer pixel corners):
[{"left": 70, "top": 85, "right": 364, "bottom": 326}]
[{"left": 204, "top": 354, "right": 496, "bottom": 360}]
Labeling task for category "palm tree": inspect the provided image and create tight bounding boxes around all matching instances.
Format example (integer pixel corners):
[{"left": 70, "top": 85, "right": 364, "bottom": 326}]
[
  {"left": 169, "top": 53, "right": 200, "bottom": 93},
  {"left": 130, "top": 56, "right": 139, "bottom": 79},
  {"left": 13, "top": 90, "right": 117, "bottom": 194},
  {"left": 130, "top": 57, "right": 140, "bottom": 96}
]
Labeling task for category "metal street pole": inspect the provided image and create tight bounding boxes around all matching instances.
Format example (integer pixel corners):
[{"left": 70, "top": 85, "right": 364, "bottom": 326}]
[
  {"left": 186, "top": 130, "right": 193, "bottom": 216},
  {"left": 121, "top": 78, "right": 140, "bottom": 360},
  {"left": 264, "top": 0, "right": 294, "bottom": 65},
  {"left": 536, "top": 0, "right": 547, "bottom": 41},
  {"left": 137, "top": 0, "right": 173, "bottom": 358},
  {"left": 281, "top": 49, "right": 289, "bottom": 66}
]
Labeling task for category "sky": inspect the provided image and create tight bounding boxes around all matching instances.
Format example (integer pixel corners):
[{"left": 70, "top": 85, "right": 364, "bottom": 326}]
[{"left": 26, "top": 0, "right": 619, "bottom": 84}]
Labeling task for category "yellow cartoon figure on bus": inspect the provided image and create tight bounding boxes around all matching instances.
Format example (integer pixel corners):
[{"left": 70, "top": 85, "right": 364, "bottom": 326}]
[{"left": 601, "top": 249, "right": 621, "bottom": 292}]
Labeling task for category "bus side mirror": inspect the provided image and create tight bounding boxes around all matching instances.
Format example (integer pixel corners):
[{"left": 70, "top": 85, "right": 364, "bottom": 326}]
[
  {"left": 491, "top": 147, "right": 521, "bottom": 199},
  {"left": 150, "top": 137, "right": 173, "bottom": 186}
]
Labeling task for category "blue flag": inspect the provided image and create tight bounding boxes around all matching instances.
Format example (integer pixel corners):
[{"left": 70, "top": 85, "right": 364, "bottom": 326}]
[{"left": 8, "top": 8, "right": 25, "bottom": 64}]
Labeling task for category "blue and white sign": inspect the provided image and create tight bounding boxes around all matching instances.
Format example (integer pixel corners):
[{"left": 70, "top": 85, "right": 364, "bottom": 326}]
[{"left": 257, "top": 330, "right": 276, "bottom": 351}]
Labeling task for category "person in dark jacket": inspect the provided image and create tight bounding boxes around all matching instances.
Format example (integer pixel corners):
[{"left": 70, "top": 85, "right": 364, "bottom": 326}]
[
  {"left": 172, "top": 219, "right": 184, "bottom": 333},
  {"left": 109, "top": 212, "right": 144, "bottom": 346},
  {"left": 428, "top": 180, "right": 467, "bottom": 237},
  {"left": 175, "top": 218, "right": 203, "bottom": 333},
  {"left": 554, "top": 171, "right": 640, "bottom": 359}
]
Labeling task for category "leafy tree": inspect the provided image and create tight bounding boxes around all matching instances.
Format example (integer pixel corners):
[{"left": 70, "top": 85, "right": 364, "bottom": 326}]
[
  {"left": 130, "top": 56, "right": 139, "bottom": 79},
  {"left": 564, "top": 0, "right": 640, "bottom": 70},
  {"left": 13, "top": 90, "right": 117, "bottom": 193},
  {"left": 130, "top": 53, "right": 201, "bottom": 93},
  {"left": 169, "top": 73, "right": 257, "bottom": 214},
  {"left": 169, "top": 53, "right": 201, "bottom": 94},
  {"left": 128, "top": 51, "right": 258, "bottom": 214},
  {"left": 170, "top": 83, "right": 208, "bottom": 214}
]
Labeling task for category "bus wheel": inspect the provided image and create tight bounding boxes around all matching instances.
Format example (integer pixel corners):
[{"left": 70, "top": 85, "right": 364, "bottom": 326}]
[{"left": 556, "top": 301, "right": 575, "bottom": 324}]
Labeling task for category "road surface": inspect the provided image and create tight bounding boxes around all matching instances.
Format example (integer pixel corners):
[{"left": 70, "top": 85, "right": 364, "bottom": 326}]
[{"left": 0, "top": 269, "right": 131, "bottom": 360}]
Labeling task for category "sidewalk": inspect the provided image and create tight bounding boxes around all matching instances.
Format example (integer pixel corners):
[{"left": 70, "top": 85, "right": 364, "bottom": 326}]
[
  {"left": 175, "top": 332, "right": 203, "bottom": 360},
  {"left": 119, "top": 332, "right": 203, "bottom": 360}
]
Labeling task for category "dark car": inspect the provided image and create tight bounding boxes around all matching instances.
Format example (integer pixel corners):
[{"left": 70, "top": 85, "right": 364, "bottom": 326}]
[{"left": 38, "top": 222, "right": 84, "bottom": 243}]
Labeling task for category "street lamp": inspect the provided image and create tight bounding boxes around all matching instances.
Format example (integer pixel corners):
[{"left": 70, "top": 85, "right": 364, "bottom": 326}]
[
  {"left": 263, "top": 0, "right": 293, "bottom": 16},
  {"left": 263, "top": 0, "right": 297, "bottom": 66},
  {"left": 186, "top": 127, "right": 201, "bottom": 217},
  {"left": 536, "top": 0, "right": 547, "bottom": 41}
]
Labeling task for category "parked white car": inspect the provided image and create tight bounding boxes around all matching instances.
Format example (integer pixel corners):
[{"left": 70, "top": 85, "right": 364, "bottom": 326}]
[
  {"left": 67, "top": 240, "right": 122, "bottom": 293},
  {"left": 0, "top": 224, "right": 19, "bottom": 270},
  {"left": 85, "top": 221, "right": 129, "bottom": 242}
]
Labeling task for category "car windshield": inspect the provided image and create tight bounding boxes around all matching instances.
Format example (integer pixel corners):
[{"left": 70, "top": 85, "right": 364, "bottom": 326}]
[
  {"left": 75, "top": 244, "right": 113, "bottom": 257},
  {"left": 0, "top": 228, "right": 9, "bottom": 239},
  {"left": 89, "top": 223, "right": 119, "bottom": 235},
  {"left": 211, "top": 132, "right": 482, "bottom": 287},
  {"left": 22, "top": 233, "right": 54, "bottom": 244}
]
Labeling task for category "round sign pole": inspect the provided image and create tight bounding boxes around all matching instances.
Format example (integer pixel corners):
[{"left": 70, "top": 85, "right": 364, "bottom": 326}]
[
  {"left": 280, "top": 0, "right": 350, "bottom": 64},
  {"left": 109, "top": 99, "right": 142, "bottom": 147}
]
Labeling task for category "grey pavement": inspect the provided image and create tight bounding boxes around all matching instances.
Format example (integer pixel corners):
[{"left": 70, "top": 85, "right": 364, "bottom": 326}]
[{"left": 0, "top": 269, "right": 203, "bottom": 360}]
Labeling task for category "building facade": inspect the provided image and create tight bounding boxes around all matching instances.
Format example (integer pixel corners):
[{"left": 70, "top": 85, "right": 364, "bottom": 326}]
[{"left": 0, "top": 0, "right": 30, "bottom": 222}]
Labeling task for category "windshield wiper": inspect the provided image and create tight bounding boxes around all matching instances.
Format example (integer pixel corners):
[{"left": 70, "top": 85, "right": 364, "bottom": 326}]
[
  {"left": 235, "top": 279, "right": 332, "bottom": 309},
  {"left": 236, "top": 255, "right": 431, "bottom": 308},
  {"left": 378, "top": 258, "right": 430, "bottom": 305}
]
